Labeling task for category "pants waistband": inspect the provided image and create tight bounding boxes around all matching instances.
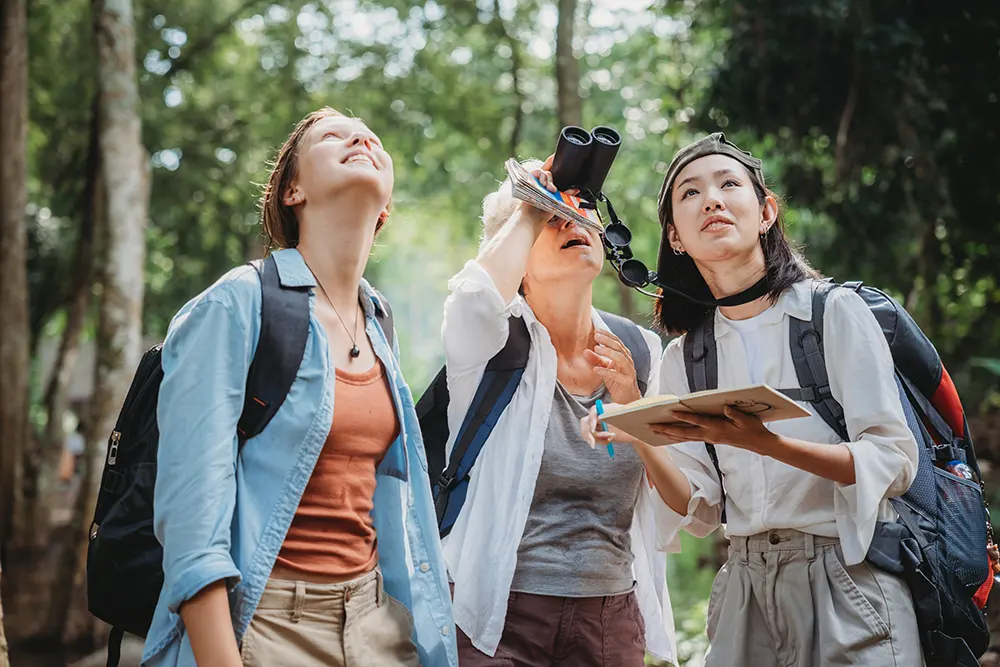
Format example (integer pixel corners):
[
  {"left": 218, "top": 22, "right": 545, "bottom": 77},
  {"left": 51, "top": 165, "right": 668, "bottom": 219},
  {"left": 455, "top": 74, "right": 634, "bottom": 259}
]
[
  {"left": 256, "top": 567, "right": 383, "bottom": 618},
  {"left": 729, "top": 529, "right": 840, "bottom": 560}
]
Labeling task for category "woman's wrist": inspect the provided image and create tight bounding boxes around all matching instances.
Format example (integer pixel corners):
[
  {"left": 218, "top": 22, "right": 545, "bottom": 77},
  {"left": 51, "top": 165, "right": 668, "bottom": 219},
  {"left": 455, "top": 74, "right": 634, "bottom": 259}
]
[
  {"left": 515, "top": 204, "right": 548, "bottom": 234},
  {"left": 743, "top": 428, "right": 782, "bottom": 455},
  {"left": 181, "top": 580, "right": 242, "bottom": 667}
]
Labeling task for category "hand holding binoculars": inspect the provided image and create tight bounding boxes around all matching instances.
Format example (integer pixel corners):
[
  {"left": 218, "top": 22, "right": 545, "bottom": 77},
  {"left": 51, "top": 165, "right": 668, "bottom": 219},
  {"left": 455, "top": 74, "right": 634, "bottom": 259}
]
[{"left": 549, "top": 125, "right": 657, "bottom": 292}]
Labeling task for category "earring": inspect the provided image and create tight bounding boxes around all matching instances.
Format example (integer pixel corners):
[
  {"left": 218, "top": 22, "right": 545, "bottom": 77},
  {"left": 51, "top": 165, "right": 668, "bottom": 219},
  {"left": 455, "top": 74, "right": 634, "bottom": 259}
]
[
  {"left": 759, "top": 225, "right": 767, "bottom": 236},
  {"left": 672, "top": 246, "right": 686, "bottom": 256}
]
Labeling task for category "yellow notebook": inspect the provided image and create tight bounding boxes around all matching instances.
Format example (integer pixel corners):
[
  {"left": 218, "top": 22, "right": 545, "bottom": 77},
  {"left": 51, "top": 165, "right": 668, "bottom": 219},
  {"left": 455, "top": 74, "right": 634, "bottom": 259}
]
[{"left": 598, "top": 384, "right": 811, "bottom": 446}]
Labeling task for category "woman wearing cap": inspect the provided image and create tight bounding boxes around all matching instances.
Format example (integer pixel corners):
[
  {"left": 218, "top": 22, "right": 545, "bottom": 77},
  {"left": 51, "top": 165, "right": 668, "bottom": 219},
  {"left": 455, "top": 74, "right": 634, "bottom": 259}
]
[
  {"left": 441, "top": 158, "right": 677, "bottom": 666},
  {"left": 581, "top": 134, "right": 923, "bottom": 666}
]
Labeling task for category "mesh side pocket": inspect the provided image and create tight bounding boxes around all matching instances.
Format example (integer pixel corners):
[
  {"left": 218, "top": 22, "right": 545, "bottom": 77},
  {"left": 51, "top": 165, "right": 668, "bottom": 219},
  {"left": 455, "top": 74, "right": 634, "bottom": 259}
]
[
  {"left": 902, "top": 442, "right": 938, "bottom": 520},
  {"left": 934, "top": 467, "right": 989, "bottom": 590},
  {"left": 895, "top": 377, "right": 938, "bottom": 519}
]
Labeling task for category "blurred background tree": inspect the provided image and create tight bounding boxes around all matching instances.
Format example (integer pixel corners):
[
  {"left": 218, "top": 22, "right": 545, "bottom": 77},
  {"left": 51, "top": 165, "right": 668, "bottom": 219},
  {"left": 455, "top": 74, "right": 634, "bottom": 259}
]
[{"left": 1, "top": 0, "right": 998, "bottom": 664}]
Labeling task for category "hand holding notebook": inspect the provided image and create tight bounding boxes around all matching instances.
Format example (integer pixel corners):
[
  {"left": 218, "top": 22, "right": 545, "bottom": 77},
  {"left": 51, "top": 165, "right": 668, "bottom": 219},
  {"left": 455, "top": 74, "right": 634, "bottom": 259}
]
[{"left": 597, "top": 384, "right": 810, "bottom": 447}]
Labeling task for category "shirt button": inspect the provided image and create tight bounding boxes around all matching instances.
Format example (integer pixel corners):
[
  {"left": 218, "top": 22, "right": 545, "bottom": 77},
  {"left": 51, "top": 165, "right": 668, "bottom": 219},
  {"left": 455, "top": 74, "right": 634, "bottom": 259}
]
[
  {"left": 441, "top": 626, "right": 450, "bottom": 636},
  {"left": 420, "top": 562, "right": 430, "bottom": 573},
  {"left": 768, "top": 532, "right": 780, "bottom": 545}
]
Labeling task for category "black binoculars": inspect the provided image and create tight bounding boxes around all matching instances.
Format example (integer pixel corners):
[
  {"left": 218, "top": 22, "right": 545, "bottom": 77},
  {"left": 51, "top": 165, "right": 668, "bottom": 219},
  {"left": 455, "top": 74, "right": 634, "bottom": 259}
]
[
  {"left": 546, "top": 125, "right": 654, "bottom": 290},
  {"left": 549, "top": 126, "right": 621, "bottom": 200}
]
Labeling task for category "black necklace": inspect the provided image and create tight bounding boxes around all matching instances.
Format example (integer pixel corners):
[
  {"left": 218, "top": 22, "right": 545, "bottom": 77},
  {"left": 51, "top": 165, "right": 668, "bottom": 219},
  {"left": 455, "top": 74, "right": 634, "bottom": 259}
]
[
  {"left": 309, "top": 270, "right": 362, "bottom": 359},
  {"left": 656, "top": 274, "right": 770, "bottom": 307},
  {"left": 712, "top": 275, "right": 770, "bottom": 307}
]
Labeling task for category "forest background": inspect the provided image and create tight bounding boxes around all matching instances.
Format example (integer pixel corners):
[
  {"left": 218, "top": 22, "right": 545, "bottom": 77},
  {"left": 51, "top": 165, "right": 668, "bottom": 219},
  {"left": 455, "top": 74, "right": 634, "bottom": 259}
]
[{"left": 2, "top": 0, "right": 999, "bottom": 665}]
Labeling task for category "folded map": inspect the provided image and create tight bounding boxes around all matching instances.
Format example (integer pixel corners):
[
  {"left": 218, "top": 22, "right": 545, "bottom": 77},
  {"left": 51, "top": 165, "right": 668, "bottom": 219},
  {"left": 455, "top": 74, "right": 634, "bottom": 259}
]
[{"left": 504, "top": 158, "right": 604, "bottom": 233}]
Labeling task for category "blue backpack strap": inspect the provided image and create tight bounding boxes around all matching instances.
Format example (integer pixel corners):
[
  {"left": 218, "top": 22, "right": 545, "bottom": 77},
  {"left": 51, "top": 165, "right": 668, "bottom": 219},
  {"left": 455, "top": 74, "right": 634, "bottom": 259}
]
[
  {"left": 682, "top": 315, "right": 727, "bottom": 523},
  {"left": 597, "top": 310, "right": 650, "bottom": 395},
  {"left": 237, "top": 255, "right": 310, "bottom": 446},
  {"left": 435, "top": 316, "right": 531, "bottom": 537},
  {"left": 786, "top": 280, "right": 849, "bottom": 442}
]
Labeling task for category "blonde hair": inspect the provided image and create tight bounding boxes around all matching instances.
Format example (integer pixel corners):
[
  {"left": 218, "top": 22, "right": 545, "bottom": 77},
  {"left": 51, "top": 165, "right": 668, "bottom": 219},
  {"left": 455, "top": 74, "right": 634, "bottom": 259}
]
[{"left": 480, "top": 158, "right": 543, "bottom": 248}]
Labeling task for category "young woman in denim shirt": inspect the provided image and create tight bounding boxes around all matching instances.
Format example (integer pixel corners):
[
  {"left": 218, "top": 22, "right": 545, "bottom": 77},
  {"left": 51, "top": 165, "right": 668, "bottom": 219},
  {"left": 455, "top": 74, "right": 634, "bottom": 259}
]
[{"left": 141, "top": 107, "right": 457, "bottom": 667}]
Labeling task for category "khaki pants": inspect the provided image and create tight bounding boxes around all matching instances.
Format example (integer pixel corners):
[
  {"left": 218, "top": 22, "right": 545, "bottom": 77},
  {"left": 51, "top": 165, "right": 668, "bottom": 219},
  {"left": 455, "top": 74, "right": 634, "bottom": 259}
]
[
  {"left": 240, "top": 568, "right": 420, "bottom": 667},
  {"left": 706, "top": 529, "right": 925, "bottom": 667}
]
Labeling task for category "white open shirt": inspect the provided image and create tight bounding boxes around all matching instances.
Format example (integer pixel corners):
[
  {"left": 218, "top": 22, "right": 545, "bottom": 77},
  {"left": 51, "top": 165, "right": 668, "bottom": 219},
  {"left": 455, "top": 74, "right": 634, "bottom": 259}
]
[
  {"left": 657, "top": 279, "right": 920, "bottom": 566},
  {"left": 441, "top": 260, "right": 677, "bottom": 662}
]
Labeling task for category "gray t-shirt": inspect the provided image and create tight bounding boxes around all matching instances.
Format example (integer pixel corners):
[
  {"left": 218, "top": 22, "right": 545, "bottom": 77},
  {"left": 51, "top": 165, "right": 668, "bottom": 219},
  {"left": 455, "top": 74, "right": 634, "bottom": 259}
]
[{"left": 510, "top": 381, "right": 644, "bottom": 597}]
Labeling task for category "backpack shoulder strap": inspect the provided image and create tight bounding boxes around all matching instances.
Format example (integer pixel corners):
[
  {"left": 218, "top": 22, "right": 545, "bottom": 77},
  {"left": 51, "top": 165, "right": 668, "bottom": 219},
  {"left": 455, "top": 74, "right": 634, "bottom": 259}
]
[
  {"left": 435, "top": 316, "right": 531, "bottom": 537},
  {"left": 683, "top": 314, "right": 718, "bottom": 393},
  {"left": 786, "top": 280, "right": 850, "bottom": 442},
  {"left": 370, "top": 288, "right": 395, "bottom": 352},
  {"left": 237, "top": 255, "right": 310, "bottom": 446},
  {"left": 682, "top": 315, "right": 727, "bottom": 523},
  {"left": 598, "top": 310, "right": 650, "bottom": 395}
]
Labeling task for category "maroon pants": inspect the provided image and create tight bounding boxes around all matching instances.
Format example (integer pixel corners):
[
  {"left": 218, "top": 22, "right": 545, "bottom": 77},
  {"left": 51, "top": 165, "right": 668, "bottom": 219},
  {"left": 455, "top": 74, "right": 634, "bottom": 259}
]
[{"left": 455, "top": 590, "right": 646, "bottom": 667}]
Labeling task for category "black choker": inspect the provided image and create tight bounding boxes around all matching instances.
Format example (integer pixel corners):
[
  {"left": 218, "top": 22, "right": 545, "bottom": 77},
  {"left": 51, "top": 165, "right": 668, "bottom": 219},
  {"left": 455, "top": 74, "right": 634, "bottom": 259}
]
[
  {"left": 652, "top": 275, "right": 768, "bottom": 308},
  {"left": 712, "top": 275, "right": 770, "bottom": 307}
]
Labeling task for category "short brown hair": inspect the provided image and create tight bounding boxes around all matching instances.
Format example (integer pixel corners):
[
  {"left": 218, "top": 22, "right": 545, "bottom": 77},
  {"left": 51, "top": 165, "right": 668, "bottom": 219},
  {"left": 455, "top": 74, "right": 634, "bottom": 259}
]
[{"left": 260, "top": 107, "right": 389, "bottom": 249}]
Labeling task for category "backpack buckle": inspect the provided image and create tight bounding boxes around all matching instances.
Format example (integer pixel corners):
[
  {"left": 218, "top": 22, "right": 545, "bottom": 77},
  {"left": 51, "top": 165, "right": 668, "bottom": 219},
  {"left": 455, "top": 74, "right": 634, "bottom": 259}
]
[
  {"left": 932, "top": 444, "right": 963, "bottom": 464},
  {"left": 436, "top": 473, "right": 456, "bottom": 492},
  {"left": 796, "top": 384, "right": 832, "bottom": 403}
]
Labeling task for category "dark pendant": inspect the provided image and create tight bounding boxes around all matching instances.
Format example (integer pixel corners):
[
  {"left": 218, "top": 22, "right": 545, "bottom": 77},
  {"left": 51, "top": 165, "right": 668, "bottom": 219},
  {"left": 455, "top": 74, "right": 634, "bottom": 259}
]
[{"left": 350, "top": 345, "right": 360, "bottom": 358}]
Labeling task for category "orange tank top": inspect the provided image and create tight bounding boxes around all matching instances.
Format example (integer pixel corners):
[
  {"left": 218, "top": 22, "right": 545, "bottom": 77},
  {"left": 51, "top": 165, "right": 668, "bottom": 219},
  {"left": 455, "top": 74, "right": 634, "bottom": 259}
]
[{"left": 275, "top": 360, "right": 400, "bottom": 577}]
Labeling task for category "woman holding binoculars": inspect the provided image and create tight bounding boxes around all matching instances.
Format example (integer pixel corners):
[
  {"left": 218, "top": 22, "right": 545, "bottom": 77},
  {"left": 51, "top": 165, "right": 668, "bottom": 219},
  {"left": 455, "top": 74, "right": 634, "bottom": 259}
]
[{"left": 439, "top": 145, "right": 679, "bottom": 667}]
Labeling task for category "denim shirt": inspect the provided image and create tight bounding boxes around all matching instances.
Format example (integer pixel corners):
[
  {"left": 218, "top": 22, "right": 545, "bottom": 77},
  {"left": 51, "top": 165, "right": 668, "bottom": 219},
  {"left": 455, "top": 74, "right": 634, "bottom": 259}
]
[{"left": 141, "top": 249, "right": 457, "bottom": 667}]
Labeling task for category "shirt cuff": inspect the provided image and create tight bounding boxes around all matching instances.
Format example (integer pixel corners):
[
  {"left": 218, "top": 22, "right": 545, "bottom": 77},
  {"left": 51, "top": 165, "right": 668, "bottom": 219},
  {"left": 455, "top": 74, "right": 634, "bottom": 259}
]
[
  {"left": 834, "top": 439, "right": 905, "bottom": 565},
  {"left": 650, "top": 476, "right": 720, "bottom": 553},
  {"left": 164, "top": 549, "right": 242, "bottom": 614}
]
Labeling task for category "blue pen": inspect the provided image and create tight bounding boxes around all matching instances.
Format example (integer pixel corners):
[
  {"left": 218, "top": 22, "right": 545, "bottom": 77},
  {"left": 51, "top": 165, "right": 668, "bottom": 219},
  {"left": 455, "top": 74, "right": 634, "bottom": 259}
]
[{"left": 595, "top": 399, "right": 614, "bottom": 459}]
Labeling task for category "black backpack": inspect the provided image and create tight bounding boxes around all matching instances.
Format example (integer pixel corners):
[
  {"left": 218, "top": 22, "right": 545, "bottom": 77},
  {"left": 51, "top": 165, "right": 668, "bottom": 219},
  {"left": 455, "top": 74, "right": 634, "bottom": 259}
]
[
  {"left": 684, "top": 279, "right": 990, "bottom": 667},
  {"left": 416, "top": 311, "right": 652, "bottom": 538},
  {"left": 86, "top": 256, "right": 393, "bottom": 666}
]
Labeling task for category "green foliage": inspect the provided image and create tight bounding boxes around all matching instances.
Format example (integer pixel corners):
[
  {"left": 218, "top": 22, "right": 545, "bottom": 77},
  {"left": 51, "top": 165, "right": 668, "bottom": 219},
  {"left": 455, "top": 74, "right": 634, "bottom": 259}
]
[
  {"left": 973, "top": 358, "right": 1000, "bottom": 378},
  {"left": 23, "top": 0, "right": 1000, "bottom": 656},
  {"left": 691, "top": 0, "right": 1000, "bottom": 409},
  {"left": 665, "top": 532, "right": 717, "bottom": 664}
]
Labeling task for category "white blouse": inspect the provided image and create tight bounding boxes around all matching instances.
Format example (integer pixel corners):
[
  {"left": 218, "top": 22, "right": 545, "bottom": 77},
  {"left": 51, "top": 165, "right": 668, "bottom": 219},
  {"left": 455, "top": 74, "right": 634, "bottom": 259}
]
[
  {"left": 656, "top": 279, "right": 919, "bottom": 566},
  {"left": 441, "top": 260, "right": 676, "bottom": 663}
]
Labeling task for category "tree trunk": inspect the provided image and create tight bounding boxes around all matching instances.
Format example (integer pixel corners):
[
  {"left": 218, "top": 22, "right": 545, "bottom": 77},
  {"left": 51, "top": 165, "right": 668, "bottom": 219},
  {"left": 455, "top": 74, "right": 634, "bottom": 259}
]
[
  {"left": 555, "top": 0, "right": 638, "bottom": 321},
  {"left": 48, "top": 0, "right": 148, "bottom": 643},
  {"left": 24, "top": 100, "right": 100, "bottom": 548},
  {"left": 555, "top": 0, "right": 582, "bottom": 129},
  {"left": 0, "top": 0, "right": 30, "bottom": 553},
  {"left": 491, "top": 0, "right": 523, "bottom": 157},
  {"left": 44, "top": 142, "right": 105, "bottom": 643}
]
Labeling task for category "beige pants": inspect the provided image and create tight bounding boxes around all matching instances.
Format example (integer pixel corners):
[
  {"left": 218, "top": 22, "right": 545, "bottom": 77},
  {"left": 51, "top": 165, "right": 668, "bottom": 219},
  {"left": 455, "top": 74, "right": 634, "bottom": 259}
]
[
  {"left": 240, "top": 568, "right": 420, "bottom": 667},
  {"left": 706, "top": 529, "right": 926, "bottom": 667}
]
